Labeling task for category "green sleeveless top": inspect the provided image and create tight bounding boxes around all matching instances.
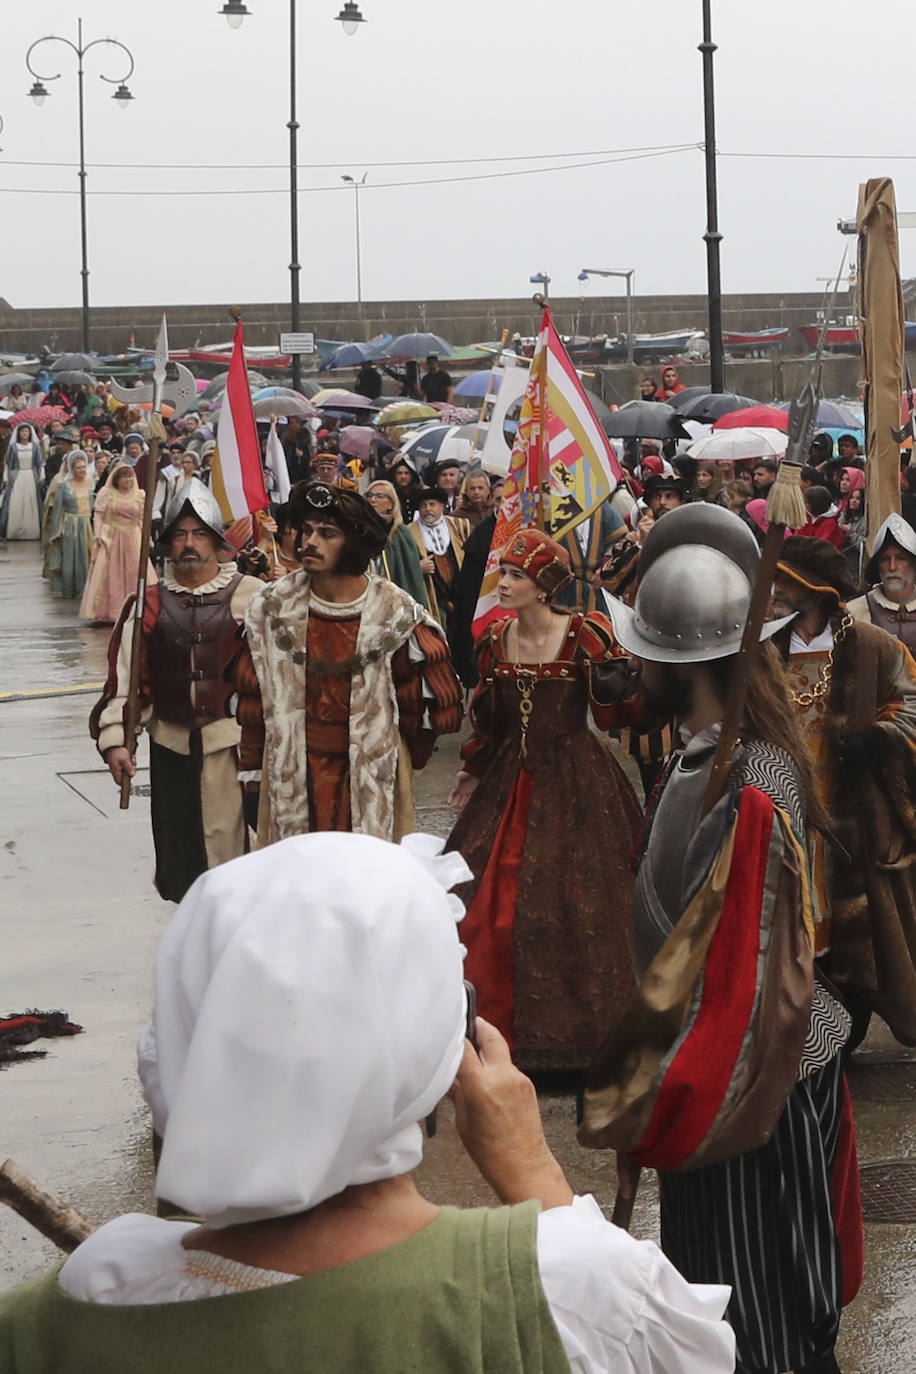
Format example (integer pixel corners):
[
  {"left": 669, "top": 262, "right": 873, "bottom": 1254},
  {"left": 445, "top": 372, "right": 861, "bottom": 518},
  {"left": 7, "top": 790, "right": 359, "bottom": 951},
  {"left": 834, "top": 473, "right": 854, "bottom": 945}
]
[{"left": 0, "top": 1203, "right": 571, "bottom": 1374}]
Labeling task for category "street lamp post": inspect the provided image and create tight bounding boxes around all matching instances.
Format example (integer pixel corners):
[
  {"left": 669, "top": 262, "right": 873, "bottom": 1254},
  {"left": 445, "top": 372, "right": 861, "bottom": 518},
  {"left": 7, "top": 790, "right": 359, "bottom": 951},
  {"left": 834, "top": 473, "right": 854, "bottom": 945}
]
[
  {"left": 222, "top": 1, "right": 366, "bottom": 390},
  {"left": 699, "top": 0, "right": 725, "bottom": 393},
  {"left": 529, "top": 271, "right": 551, "bottom": 305},
  {"left": 341, "top": 174, "right": 367, "bottom": 317},
  {"left": 26, "top": 19, "right": 135, "bottom": 352},
  {"left": 578, "top": 269, "right": 636, "bottom": 364}
]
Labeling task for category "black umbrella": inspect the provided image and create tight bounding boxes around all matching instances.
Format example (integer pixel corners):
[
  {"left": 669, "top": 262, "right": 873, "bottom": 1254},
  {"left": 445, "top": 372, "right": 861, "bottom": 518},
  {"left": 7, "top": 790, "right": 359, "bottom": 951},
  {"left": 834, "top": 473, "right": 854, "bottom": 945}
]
[
  {"left": 50, "top": 352, "right": 99, "bottom": 373},
  {"left": 51, "top": 369, "right": 96, "bottom": 387},
  {"left": 675, "top": 392, "right": 759, "bottom": 423},
  {"left": 667, "top": 385, "right": 711, "bottom": 410},
  {"left": 583, "top": 388, "right": 614, "bottom": 425},
  {"left": 602, "top": 400, "right": 690, "bottom": 440}
]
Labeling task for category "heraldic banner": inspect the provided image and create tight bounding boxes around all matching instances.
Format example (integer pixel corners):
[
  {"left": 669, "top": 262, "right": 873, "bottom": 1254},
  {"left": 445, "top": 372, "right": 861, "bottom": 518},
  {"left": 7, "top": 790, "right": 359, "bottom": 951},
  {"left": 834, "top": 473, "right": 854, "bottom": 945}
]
[{"left": 473, "top": 306, "right": 622, "bottom": 634}]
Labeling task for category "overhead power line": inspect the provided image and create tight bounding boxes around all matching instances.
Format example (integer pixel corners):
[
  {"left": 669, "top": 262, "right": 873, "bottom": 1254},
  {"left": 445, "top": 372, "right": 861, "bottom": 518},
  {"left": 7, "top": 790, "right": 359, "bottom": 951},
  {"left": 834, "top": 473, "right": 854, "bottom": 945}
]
[{"left": 0, "top": 146, "right": 695, "bottom": 196}]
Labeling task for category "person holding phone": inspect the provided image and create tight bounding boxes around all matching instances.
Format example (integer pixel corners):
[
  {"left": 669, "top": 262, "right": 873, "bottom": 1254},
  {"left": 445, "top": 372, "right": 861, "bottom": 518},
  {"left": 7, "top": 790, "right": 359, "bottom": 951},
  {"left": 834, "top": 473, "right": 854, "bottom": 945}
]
[{"left": 0, "top": 833, "right": 734, "bottom": 1374}]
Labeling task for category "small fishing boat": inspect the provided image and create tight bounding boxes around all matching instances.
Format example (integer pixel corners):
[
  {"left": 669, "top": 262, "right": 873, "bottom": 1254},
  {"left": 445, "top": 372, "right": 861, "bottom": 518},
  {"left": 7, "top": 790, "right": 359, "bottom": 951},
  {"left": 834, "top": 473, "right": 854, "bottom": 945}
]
[{"left": 722, "top": 327, "right": 789, "bottom": 356}]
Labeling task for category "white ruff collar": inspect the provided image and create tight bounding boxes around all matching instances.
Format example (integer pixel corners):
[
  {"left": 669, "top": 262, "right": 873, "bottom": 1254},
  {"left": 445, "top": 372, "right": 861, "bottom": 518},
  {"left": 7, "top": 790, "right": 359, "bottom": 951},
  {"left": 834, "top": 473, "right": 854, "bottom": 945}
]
[
  {"left": 162, "top": 561, "right": 238, "bottom": 594},
  {"left": 414, "top": 513, "right": 451, "bottom": 556}
]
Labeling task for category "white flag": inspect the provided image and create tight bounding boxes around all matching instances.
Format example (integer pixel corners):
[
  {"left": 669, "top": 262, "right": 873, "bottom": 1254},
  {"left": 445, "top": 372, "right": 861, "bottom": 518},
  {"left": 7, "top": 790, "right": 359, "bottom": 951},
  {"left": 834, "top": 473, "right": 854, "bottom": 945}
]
[
  {"left": 265, "top": 421, "right": 291, "bottom": 503},
  {"left": 479, "top": 364, "right": 530, "bottom": 477}
]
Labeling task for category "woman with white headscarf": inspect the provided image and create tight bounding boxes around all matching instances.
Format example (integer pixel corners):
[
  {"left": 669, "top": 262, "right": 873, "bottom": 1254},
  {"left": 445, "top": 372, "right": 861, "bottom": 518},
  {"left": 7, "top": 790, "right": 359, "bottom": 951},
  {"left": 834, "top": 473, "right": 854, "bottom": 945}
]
[
  {"left": 0, "top": 422, "right": 43, "bottom": 541},
  {"left": 0, "top": 834, "right": 734, "bottom": 1374}
]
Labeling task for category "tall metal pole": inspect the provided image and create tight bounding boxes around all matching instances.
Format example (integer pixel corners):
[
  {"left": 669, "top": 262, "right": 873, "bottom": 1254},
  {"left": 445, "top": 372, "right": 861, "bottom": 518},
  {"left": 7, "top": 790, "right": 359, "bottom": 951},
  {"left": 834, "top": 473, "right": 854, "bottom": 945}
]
[
  {"left": 76, "top": 18, "right": 90, "bottom": 352},
  {"left": 699, "top": 0, "right": 725, "bottom": 393},
  {"left": 354, "top": 179, "right": 363, "bottom": 313},
  {"left": 288, "top": 0, "right": 302, "bottom": 392},
  {"left": 625, "top": 271, "right": 634, "bottom": 366}
]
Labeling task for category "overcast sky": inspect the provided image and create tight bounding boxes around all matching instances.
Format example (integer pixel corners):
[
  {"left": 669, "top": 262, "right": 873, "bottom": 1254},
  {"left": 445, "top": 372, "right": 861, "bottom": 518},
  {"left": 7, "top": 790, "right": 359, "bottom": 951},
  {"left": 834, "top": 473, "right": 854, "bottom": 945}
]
[{"left": 3, "top": 0, "right": 916, "bottom": 315}]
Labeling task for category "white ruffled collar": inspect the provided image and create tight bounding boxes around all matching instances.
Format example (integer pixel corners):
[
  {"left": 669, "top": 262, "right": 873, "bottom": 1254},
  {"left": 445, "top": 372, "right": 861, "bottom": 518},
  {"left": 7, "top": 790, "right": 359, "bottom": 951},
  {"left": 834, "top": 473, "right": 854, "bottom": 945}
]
[{"left": 162, "top": 561, "right": 238, "bottom": 595}]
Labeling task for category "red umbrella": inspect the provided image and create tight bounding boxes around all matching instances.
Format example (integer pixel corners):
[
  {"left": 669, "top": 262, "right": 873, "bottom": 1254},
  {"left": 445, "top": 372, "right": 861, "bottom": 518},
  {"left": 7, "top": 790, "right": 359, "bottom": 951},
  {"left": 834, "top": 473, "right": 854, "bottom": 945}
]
[
  {"left": 713, "top": 405, "right": 789, "bottom": 432},
  {"left": 8, "top": 405, "right": 69, "bottom": 428}
]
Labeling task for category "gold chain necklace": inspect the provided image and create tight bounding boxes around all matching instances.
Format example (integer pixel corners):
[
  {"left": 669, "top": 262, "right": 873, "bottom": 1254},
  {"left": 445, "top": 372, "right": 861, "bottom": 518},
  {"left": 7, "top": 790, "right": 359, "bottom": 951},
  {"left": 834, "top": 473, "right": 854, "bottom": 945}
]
[
  {"left": 510, "top": 616, "right": 559, "bottom": 759},
  {"left": 788, "top": 613, "right": 852, "bottom": 709}
]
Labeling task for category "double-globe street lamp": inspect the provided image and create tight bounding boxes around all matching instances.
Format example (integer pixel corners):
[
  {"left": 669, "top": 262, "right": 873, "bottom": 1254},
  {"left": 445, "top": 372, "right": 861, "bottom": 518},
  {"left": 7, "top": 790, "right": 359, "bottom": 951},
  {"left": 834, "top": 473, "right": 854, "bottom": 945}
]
[
  {"left": 578, "top": 269, "right": 635, "bottom": 365},
  {"left": 26, "top": 19, "right": 135, "bottom": 353},
  {"left": 220, "top": 1, "right": 367, "bottom": 391}
]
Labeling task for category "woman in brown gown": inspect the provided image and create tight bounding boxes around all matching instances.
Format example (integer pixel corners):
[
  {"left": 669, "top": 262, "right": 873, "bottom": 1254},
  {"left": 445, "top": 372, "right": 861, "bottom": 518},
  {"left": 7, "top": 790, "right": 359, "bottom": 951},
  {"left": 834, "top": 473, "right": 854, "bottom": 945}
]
[{"left": 446, "top": 528, "right": 643, "bottom": 1072}]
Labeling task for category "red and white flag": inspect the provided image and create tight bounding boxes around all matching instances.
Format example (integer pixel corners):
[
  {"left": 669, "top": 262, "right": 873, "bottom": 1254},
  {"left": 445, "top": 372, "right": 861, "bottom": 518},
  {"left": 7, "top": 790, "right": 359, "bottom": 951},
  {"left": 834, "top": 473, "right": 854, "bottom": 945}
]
[
  {"left": 211, "top": 320, "right": 269, "bottom": 521},
  {"left": 472, "top": 307, "right": 622, "bottom": 635}
]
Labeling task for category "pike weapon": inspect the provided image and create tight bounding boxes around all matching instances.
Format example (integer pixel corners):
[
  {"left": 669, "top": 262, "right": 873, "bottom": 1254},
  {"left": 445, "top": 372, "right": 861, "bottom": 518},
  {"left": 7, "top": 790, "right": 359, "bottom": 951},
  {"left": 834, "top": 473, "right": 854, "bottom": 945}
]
[{"left": 119, "top": 315, "right": 168, "bottom": 810}]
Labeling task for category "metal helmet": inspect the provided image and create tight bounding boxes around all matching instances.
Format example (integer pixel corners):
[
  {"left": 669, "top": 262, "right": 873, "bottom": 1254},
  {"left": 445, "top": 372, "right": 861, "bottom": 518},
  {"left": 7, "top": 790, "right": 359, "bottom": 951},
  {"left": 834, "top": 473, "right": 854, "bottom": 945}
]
[
  {"left": 604, "top": 503, "right": 792, "bottom": 663},
  {"left": 864, "top": 512, "right": 916, "bottom": 585},
  {"left": 161, "top": 477, "right": 229, "bottom": 549}
]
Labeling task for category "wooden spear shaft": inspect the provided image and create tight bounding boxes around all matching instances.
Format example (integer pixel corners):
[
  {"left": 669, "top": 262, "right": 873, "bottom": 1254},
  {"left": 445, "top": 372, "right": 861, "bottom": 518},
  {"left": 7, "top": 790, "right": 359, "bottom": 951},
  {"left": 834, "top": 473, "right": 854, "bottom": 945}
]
[
  {"left": 119, "top": 429, "right": 162, "bottom": 809},
  {"left": 0, "top": 1159, "right": 94, "bottom": 1253}
]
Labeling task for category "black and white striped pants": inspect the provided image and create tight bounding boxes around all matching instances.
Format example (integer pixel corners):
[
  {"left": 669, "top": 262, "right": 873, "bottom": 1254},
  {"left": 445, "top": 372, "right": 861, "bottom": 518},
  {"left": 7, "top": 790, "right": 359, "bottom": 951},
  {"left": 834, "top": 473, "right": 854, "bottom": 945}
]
[{"left": 659, "top": 1052, "right": 844, "bottom": 1374}]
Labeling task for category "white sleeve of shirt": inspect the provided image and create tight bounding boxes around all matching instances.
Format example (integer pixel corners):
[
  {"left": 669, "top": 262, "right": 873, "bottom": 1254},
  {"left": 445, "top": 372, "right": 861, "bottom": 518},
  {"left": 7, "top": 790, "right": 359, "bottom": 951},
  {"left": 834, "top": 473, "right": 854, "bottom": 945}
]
[{"left": 536, "top": 1195, "right": 736, "bottom": 1374}]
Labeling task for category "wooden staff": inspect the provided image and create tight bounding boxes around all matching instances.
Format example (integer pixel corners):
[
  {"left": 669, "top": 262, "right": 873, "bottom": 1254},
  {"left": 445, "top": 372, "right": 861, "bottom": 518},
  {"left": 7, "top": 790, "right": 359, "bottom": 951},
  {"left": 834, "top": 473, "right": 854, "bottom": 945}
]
[
  {"left": 119, "top": 316, "right": 169, "bottom": 810},
  {"left": 0, "top": 1159, "right": 94, "bottom": 1253}
]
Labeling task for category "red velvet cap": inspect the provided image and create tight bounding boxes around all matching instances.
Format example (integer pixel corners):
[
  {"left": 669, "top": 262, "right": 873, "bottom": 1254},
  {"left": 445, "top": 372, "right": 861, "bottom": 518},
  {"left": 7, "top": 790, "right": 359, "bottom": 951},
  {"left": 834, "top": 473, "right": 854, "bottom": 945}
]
[{"left": 500, "top": 527, "right": 572, "bottom": 595}]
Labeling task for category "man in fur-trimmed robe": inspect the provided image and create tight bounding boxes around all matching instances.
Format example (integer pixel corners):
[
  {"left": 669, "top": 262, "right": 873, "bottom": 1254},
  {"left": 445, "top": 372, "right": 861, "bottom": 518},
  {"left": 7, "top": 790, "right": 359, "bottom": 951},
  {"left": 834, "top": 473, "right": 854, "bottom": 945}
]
[
  {"left": 90, "top": 481, "right": 263, "bottom": 903},
  {"left": 772, "top": 534, "right": 916, "bottom": 1048},
  {"left": 235, "top": 482, "right": 463, "bottom": 845}
]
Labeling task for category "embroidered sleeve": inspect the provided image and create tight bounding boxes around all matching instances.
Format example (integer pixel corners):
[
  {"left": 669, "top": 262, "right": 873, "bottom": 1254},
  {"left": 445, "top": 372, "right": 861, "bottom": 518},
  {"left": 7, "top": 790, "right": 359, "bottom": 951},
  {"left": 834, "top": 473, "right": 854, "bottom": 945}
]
[
  {"left": 394, "top": 623, "right": 463, "bottom": 769},
  {"left": 233, "top": 640, "right": 266, "bottom": 778},
  {"left": 89, "top": 589, "right": 157, "bottom": 756},
  {"left": 578, "top": 611, "right": 644, "bottom": 731}
]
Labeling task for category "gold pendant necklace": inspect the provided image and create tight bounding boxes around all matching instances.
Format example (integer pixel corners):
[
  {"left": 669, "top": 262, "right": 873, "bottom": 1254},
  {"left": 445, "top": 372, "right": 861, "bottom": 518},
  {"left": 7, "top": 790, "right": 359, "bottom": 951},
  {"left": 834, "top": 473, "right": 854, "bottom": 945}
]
[{"left": 511, "top": 616, "right": 555, "bottom": 759}]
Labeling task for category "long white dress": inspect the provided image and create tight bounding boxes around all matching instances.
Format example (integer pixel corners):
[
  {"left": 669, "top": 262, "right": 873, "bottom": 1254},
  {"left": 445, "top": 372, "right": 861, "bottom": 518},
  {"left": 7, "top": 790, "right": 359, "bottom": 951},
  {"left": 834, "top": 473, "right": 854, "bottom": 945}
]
[{"left": 0, "top": 441, "right": 43, "bottom": 540}]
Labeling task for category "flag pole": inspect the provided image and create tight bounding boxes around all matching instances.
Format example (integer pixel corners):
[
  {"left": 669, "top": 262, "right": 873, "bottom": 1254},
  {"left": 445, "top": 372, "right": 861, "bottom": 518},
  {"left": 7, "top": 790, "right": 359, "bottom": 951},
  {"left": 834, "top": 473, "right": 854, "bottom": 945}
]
[{"left": 119, "top": 315, "right": 168, "bottom": 810}]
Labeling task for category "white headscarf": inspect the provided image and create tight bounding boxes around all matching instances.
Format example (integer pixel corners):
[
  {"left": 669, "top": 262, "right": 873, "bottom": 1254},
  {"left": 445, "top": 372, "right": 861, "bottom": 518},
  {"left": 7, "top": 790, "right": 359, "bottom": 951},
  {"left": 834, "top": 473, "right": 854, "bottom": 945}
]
[{"left": 138, "top": 832, "right": 472, "bottom": 1229}]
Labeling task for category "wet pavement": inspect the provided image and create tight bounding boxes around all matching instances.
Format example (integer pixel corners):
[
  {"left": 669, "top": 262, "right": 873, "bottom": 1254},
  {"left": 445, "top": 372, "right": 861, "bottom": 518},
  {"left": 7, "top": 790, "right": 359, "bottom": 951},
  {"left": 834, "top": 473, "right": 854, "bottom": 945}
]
[{"left": 1, "top": 540, "right": 914, "bottom": 1370}]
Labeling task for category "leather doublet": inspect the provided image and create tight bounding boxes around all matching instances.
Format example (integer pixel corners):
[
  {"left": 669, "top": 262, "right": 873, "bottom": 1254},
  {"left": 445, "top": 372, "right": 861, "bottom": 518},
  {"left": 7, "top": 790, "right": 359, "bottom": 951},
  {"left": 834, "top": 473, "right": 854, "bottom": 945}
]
[{"left": 147, "top": 576, "right": 242, "bottom": 730}]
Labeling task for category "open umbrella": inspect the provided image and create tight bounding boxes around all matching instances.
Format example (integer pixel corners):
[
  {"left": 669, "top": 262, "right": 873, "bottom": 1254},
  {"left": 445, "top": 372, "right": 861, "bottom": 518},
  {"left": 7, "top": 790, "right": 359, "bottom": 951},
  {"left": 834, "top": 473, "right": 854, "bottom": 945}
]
[
  {"left": 50, "top": 369, "right": 95, "bottom": 388},
  {"left": 676, "top": 392, "right": 759, "bottom": 423},
  {"left": 8, "top": 405, "right": 70, "bottom": 428},
  {"left": 453, "top": 369, "right": 502, "bottom": 400},
  {"left": 687, "top": 427, "right": 788, "bottom": 462},
  {"left": 50, "top": 352, "right": 98, "bottom": 373},
  {"left": 319, "top": 336, "right": 392, "bottom": 371},
  {"left": 379, "top": 332, "right": 455, "bottom": 360},
  {"left": 313, "top": 389, "right": 381, "bottom": 412},
  {"left": 0, "top": 372, "right": 35, "bottom": 390},
  {"left": 430, "top": 402, "right": 478, "bottom": 424},
  {"left": 401, "top": 423, "right": 477, "bottom": 469},
  {"left": 375, "top": 400, "right": 439, "bottom": 427},
  {"left": 776, "top": 398, "right": 861, "bottom": 429},
  {"left": 252, "top": 393, "right": 317, "bottom": 419},
  {"left": 583, "top": 388, "right": 614, "bottom": 426},
  {"left": 666, "top": 385, "right": 712, "bottom": 410},
  {"left": 713, "top": 405, "right": 789, "bottom": 432},
  {"left": 602, "top": 400, "right": 690, "bottom": 440}
]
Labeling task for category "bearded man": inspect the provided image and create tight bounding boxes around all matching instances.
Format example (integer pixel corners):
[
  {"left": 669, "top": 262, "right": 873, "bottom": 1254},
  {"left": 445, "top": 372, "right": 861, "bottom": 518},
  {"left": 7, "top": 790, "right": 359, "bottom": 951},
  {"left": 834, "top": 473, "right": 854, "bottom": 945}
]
[
  {"left": 235, "top": 482, "right": 462, "bottom": 844},
  {"left": 407, "top": 486, "right": 470, "bottom": 638},
  {"left": 771, "top": 534, "right": 916, "bottom": 1046},
  {"left": 847, "top": 513, "right": 916, "bottom": 650},
  {"left": 90, "top": 480, "right": 263, "bottom": 901},
  {"left": 584, "top": 504, "right": 861, "bottom": 1374}
]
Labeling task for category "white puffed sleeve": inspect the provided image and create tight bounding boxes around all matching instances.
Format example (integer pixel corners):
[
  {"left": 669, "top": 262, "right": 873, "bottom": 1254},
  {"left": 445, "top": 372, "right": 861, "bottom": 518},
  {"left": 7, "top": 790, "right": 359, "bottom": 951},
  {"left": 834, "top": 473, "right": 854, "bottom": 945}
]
[{"left": 537, "top": 1195, "right": 735, "bottom": 1374}]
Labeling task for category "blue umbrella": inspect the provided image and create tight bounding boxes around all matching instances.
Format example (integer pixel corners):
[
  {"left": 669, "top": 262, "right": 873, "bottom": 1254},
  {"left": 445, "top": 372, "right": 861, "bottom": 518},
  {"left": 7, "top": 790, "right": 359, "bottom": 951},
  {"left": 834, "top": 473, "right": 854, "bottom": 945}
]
[
  {"left": 319, "top": 336, "right": 392, "bottom": 372},
  {"left": 777, "top": 399, "right": 861, "bottom": 429},
  {"left": 453, "top": 370, "right": 501, "bottom": 399},
  {"left": 379, "top": 332, "right": 455, "bottom": 359}
]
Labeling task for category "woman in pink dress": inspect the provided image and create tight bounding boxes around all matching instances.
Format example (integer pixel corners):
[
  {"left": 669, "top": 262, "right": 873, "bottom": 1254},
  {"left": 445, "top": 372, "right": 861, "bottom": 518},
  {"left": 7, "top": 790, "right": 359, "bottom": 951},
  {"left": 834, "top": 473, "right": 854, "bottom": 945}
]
[{"left": 79, "top": 461, "right": 156, "bottom": 623}]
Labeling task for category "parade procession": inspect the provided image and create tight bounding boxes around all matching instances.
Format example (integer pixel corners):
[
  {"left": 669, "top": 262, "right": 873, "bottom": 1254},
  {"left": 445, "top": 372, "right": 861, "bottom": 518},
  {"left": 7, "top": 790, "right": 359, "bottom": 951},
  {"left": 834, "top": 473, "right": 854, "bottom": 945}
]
[{"left": 4, "top": 3, "right": 916, "bottom": 1373}]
